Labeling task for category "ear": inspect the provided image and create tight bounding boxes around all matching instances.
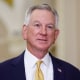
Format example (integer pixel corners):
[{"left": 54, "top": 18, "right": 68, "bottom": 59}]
[
  {"left": 22, "top": 25, "right": 28, "bottom": 40},
  {"left": 54, "top": 29, "right": 59, "bottom": 41}
]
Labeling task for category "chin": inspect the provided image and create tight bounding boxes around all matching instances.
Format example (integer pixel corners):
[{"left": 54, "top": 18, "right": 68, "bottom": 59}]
[{"left": 37, "top": 46, "right": 49, "bottom": 51}]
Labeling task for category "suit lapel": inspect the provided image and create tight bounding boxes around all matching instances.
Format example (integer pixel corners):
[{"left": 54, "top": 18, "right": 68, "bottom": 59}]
[
  {"left": 10, "top": 51, "right": 26, "bottom": 80},
  {"left": 50, "top": 53, "right": 65, "bottom": 80}
]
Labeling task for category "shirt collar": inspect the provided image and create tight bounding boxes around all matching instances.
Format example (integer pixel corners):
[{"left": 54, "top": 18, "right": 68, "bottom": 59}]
[
  {"left": 42, "top": 52, "right": 51, "bottom": 67},
  {"left": 24, "top": 48, "right": 51, "bottom": 68}
]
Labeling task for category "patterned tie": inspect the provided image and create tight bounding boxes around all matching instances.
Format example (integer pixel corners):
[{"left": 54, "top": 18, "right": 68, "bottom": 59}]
[{"left": 35, "top": 61, "right": 44, "bottom": 80}]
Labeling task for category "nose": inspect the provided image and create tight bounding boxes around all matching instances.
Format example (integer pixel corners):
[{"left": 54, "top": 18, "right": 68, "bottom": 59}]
[{"left": 40, "top": 26, "right": 47, "bottom": 36}]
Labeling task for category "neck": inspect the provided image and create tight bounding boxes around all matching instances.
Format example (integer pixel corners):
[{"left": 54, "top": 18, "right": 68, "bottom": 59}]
[{"left": 27, "top": 47, "right": 48, "bottom": 59}]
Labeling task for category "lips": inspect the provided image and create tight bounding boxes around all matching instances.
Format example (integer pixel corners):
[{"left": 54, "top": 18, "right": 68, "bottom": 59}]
[
  {"left": 38, "top": 39, "right": 47, "bottom": 41},
  {"left": 37, "top": 38, "right": 48, "bottom": 42}
]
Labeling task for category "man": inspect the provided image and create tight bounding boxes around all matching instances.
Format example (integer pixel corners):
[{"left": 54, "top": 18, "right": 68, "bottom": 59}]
[{"left": 0, "top": 4, "right": 80, "bottom": 80}]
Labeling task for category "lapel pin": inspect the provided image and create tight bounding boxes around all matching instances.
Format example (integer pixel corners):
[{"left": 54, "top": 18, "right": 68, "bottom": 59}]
[{"left": 58, "top": 68, "right": 62, "bottom": 72}]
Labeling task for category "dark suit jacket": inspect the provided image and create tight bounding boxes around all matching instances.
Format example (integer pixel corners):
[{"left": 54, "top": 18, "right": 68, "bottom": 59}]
[{"left": 0, "top": 51, "right": 80, "bottom": 80}]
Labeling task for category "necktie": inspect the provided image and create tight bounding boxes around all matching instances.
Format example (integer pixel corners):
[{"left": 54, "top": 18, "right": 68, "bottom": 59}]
[{"left": 35, "top": 61, "right": 44, "bottom": 80}]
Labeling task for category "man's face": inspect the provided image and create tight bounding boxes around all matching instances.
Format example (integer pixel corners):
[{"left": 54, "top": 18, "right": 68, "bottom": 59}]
[{"left": 23, "top": 9, "right": 59, "bottom": 52}]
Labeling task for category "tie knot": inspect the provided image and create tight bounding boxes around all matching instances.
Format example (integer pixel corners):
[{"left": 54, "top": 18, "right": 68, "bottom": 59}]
[{"left": 36, "top": 61, "right": 43, "bottom": 68}]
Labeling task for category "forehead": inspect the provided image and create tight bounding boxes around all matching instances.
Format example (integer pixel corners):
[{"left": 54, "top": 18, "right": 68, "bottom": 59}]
[
  {"left": 30, "top": 9, "right": 55, "bottom": 23},
  {"left": 31, "top": 9, "right": 54, "bottom": 17}
]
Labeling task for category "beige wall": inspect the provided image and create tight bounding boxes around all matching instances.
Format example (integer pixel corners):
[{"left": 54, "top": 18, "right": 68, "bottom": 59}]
[
  {"left": 76, "top": 0, "right": 80, "bottom": 68},
  {"left": 56, "top": 0, "right": 80, "bottom": 69},
  {"left": 0, "top": 0, "right": 80, "bottom": 69}
]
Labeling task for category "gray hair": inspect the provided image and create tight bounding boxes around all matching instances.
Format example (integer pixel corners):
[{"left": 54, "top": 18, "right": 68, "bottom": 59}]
[{"left": 24, "top": 4, "right": 59, "bottom": 28}]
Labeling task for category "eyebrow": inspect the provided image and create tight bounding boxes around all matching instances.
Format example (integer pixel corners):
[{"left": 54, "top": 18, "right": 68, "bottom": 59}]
[
  {"left": 32, "top": 20, "right": 41, "bottom": 23},
  {"left": 32, "top": 20, "right": 55, "bottom": 25}
]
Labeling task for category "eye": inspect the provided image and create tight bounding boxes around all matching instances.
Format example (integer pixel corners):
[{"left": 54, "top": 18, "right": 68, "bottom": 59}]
[
  {"left": 47, "top": 25, "right": 55, "bottom": 29},
  {"left": 33, "top": 23, "right": 41, "bottom": 27}
]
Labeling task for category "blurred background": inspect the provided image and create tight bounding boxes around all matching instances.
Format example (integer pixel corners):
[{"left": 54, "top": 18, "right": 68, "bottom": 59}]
[{"left": 0, "top": 0, "right": 80, "bottom": 69}]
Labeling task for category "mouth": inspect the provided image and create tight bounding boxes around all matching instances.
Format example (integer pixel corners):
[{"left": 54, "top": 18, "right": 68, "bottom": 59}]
[{"left": 37, "top": 39, "right": 47, "bottom": 42}]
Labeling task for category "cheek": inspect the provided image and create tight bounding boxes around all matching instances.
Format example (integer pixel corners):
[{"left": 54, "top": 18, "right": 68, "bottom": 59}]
[
  {"left": 29, "top": 27, "right": 39, "bottom": 36},
  {"left": 48, "top": 32, "right": 56, "bottom": 42},
  {"left": 27, "top": 28, "right": 36, "bottom": 38}
]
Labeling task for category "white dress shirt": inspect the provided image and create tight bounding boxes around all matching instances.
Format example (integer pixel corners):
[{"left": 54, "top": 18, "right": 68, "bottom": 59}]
[{"left": 24, "top": 48, "right": 54, "bottom": 80}]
